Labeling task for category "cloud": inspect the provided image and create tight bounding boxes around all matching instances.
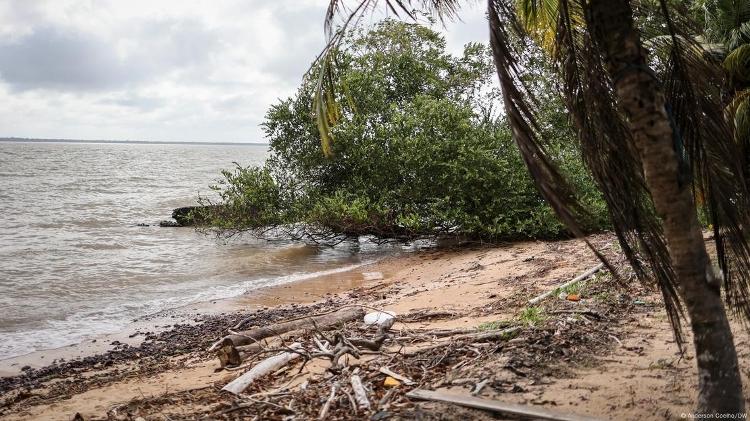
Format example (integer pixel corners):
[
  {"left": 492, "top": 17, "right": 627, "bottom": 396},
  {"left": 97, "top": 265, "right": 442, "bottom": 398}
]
[
  {"left": 0, "top": 19, "right": 218, "bottom": 92},
  {"left": 100, "top": 93, "right": 165, "bottom": 111},
  {"left": 260, "top": 4, "right": 325, "bottom": 84},
  {"left": 0, "top": 1, "right": 488, "bottom": 142}
]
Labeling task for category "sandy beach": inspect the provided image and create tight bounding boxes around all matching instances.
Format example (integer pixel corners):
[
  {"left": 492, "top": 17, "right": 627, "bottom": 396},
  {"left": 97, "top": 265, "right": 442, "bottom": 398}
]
[{"left": 2, "top": 234, "right": 749, "bottom": 420}]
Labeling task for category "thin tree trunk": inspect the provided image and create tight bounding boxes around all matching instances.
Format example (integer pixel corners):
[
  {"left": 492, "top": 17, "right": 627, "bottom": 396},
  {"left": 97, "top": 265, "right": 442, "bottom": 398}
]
[{"left": 586, "top": 0, "right": 744, "bottom": 414}]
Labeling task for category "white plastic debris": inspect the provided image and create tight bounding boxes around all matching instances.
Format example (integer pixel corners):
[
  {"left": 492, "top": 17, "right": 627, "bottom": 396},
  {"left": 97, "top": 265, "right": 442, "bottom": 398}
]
[
  {"left": 363, "top": 310, "right": 396, "bottom": 327},
  {"left": 362, "top": 271, "right": 384, "bottom": 281}
]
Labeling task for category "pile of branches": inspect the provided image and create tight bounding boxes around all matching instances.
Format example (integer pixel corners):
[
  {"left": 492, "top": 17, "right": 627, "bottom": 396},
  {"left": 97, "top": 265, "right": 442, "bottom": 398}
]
[{"left": 181, "top": 305, "right": 518, "bottom": 420}]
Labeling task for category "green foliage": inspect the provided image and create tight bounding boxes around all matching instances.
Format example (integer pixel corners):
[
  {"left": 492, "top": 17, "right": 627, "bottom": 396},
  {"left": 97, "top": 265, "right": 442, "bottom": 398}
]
[
  {"left": 477, "top": 319, "right": 513, "bottom": 331},
  {"left": 206, "top": 20, "right": 607, "bottom": 242},
  {"left": 517, "top": 306, "right": 546, "bottom": 327},
  {"left": 202, "top": 165, "right": 292, "bottom": 231}
]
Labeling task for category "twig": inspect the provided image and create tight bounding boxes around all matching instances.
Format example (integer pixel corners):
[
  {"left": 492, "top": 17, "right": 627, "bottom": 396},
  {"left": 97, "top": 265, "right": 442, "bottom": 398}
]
[
  {"left": 528, "top": 263, "right": 604, "bottom": 305},
  {"left": 472, "top": 379, "right": 490, "bottom": 395},
  {"left": 379, "top": 367, "right": 415, "bottom": 385},
  {"left": 378, "top": 388, "right": 398, "bottom": 409},
  {"left": 318, "top": 382, "right": 339, "bottom": 420}
]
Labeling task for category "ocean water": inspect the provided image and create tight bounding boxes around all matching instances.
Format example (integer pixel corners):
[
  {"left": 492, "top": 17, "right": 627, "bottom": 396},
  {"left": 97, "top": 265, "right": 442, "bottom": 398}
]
[{"left": 0, "top": 141, "right": 394, "bottom": 360}]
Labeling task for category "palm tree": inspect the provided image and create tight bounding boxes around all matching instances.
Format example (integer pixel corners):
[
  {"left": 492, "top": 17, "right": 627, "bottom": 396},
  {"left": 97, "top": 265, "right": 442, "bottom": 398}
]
[
  {"left": 702, "top": 0, "right": 750, "bottom": 177},
  {"left": 318, "top": 0, "right": 750, "bottom": 414}
]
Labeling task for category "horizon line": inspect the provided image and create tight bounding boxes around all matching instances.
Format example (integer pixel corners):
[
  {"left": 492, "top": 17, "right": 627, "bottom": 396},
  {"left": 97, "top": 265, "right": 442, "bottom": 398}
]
[{"left": 0, "top": 137, "right": 269, "bottom": 146}]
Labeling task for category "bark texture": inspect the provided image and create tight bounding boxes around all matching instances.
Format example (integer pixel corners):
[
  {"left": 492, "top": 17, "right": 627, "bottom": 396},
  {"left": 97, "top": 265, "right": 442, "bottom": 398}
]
[
  {"left": 587, "top": 0, "right": 744, "bottom": 414},
  {"left": 220, "top": 306, "right": 366, "bottom": 347}
]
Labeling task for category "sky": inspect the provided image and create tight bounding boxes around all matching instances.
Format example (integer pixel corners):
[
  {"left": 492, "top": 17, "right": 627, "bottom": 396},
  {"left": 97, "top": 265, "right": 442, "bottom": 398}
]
[{"left": 0, "top": 1, "right": 488, "bottom": 143}]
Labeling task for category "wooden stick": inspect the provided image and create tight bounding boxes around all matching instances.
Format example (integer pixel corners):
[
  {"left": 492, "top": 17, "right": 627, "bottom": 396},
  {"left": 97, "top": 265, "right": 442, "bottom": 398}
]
[
  {"left": 379, "top": 367, "right": 415, "bottom": 385},
  {"left": 319, "top": 382, "right": 339, "bottom": 420},
  {"left": 350, "top": 374, "right": 370, "bottom": 410},
  {"left": 403, "top": 326, "right": 520, "bottom": 356},
  {"left": 406, "top": 389, "right": 603, "bottom": 421},
  {"left": 222, "top": 343, "right": 302, "bottom": 395},
  {"left": 528, "top": 264, "right": 604, "bottom": 305},
  {"left": 400, "top": 310, "right": 460, "bottom": 322}
]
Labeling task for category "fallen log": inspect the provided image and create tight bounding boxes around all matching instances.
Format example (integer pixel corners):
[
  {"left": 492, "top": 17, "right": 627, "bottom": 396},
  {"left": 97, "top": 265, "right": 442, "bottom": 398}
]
[
  {"left": 406, "top": 389, "right": 603, "bottom": 421},
  {"left": 210, "top": 306, "right": 366, "bottom": 350},
  {"left": 222, "top": 343, "right": 303, "bottom": 395},
  {"left": 527, "top": 263, "right": 604, "bottom": 305}
]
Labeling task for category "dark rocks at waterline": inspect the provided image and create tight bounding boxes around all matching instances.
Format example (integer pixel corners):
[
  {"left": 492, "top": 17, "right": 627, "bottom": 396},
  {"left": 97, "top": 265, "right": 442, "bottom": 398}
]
[
  {"left": 171, "top": 205, "right": 218, "bottom": 226},
  {"left": 159, "top": 220, "right": 181, "bottom": 227}
]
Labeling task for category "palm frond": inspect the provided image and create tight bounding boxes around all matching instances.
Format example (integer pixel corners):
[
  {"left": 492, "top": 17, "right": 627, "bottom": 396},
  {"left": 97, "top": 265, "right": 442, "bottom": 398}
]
[
  {"left": 703, "top": 0, "right": 750, "bottom": 47},
  {"left": 648, "top": 0, "right": 750, "bottom": 325},
  {"left": 729, "top": 89, "right": 750, "bottom": 142},
  {"left": 554, "top": 0, "right": 685, "bottom": 341},
  {"left": 316, "top": 0, "right": 464, "bottom": 157},
  {"left": 487, "top": 0, "right": 625, "bottom": 294},
  {"left": 724, "top": 43, "right": 750, "bottom": 83},
  {"left": 515, "top": 0, "right": 560, "bottom": 53}
]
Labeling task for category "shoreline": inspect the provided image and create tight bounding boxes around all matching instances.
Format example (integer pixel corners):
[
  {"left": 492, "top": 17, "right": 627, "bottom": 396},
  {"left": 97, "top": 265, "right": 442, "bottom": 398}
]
[
  {"left": 3, "top": 234, "right": 749, "bottom": 420},
  {"left": 0, "top": 255, "right": 403, "bottom": 377}
]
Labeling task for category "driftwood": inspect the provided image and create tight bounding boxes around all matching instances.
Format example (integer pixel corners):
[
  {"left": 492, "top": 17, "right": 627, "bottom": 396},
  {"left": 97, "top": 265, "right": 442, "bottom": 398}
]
[
  {"left": 210, "top": 306, "right": 366, "bottom": 350},
  {"left": 400, "top": 310, "right": 460, "bottom": 322},
  {"left": 379, "top": 367, "right": 415, "bottom": 385},
  {"left": 528, "top": 264, "right": 604, "bottom": 305},
  {"left": 349, "top": 334, "right": 387, "bottom": 351},
  {"left": 406, "top": 389, "right": 603, "bottom": 421},
  {"left": 411, "top": 327, "right": 482, "bottom": 338},
  {"left": 350, "top": 374, "right": 370, "bottom": 410},
  {"left": 318, "top": 382, "right": 339, "bottom": 420},
  {"left": 404, "top": 327, "right": 520, "bottom": 356},
  {"left": 222, "top": 343, "right": 302, "bottom": 395}
]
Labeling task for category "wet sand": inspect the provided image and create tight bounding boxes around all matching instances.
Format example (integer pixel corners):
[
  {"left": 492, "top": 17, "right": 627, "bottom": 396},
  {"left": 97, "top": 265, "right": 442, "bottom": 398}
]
[{"left": 3, "top": 235, "right": 750, "bottom": 420}]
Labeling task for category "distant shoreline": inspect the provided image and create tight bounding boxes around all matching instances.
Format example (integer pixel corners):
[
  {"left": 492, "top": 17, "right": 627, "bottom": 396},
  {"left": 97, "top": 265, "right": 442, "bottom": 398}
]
[{"left": 0, "top": 137, "right": 268, "bottom": 146}]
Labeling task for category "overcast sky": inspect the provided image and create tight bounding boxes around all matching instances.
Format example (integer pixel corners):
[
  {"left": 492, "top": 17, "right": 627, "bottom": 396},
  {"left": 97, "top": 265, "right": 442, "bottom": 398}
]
[{"left": 0, "top": 1, "right": 488, "bottom": 143}]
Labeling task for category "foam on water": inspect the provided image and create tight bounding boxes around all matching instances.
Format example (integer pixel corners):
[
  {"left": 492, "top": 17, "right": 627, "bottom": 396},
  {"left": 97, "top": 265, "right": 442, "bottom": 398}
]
[{"left": 0, "top": 261, "right": 374, "bottom": 360}]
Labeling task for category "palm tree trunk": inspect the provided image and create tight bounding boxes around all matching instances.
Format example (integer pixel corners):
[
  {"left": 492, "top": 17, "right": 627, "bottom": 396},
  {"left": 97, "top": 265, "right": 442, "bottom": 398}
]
[{"left": 586, "top": 0, "right": 744, "bottom": 414}]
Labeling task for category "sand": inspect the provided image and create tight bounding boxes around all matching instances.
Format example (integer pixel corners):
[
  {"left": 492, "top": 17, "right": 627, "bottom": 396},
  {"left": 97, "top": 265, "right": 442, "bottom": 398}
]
[{"left": 2, "top": 234, "right": 749, "bottom": 420}]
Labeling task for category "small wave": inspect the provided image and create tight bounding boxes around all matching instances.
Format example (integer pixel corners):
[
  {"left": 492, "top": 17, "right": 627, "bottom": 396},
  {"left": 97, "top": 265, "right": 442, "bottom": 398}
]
[
  {"left": 0, "top": 261, "right": 375, "bottom": 361},
  {"left": 76, "top": 242, "right": 127, "bottom": 250}
]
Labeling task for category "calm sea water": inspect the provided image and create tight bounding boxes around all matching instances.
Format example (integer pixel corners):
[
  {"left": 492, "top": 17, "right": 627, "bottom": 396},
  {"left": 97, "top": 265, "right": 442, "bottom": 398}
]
[{"left": 0, "top": 141, "right": 394, "bottom": 360}]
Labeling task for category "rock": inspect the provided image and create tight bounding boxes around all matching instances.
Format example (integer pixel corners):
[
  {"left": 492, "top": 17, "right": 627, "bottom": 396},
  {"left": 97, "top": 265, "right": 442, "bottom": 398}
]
[
  {"left": 171, "top": 205, "right": 218, "bottom": 226},
  {"left": 159, "top": 220, "right": 180, "bottom": 227}
]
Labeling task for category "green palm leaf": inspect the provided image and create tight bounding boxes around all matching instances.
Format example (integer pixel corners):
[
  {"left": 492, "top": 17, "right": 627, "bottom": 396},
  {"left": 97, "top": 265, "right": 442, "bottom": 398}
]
[{"left": 724, "top": 43, "right": 750, "bottom": 83}]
